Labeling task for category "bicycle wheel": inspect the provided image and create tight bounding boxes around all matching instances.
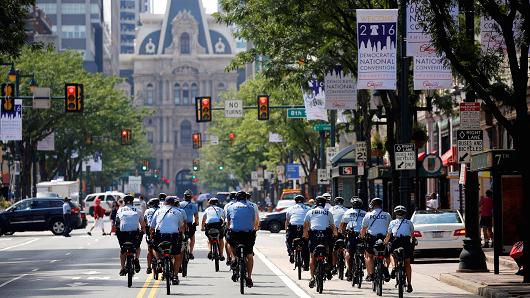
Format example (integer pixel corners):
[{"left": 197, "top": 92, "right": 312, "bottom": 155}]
[
  {"left": 239, "top": 253, "right": 245, "bottom": 294},
  {"left": 316, "top": 261, "right": 324, "bottom": 294},
  {"left": 213, "top": 243, "right": 220, "bottom": 272},
  {"left": 296, "top": 250, "right": 302, "bottom": 280},
  {"left": 356, "top": 256, "right": 363, "bottom": 288},
  {"left": 398, "top": 266, "right": 404, "bottom": 298},
  {"left": 127, "top": 256, "right": 133, "bottom": 288},
  {"left": 165, "top": 259, "right": 171, "bottom": 295},
  {"left": 376, "top": 261, "right": 383, "bottom": 296},
  {"left": 182, "top": 246, "right": 189, "bottom": 277},
  {"left": 338, "top": 255, "right": 344, "bottom": 280}
]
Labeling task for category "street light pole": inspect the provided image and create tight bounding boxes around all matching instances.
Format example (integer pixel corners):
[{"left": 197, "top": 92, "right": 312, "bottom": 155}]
[{"left": 319, "top": 130, "right": 326, "bottom": 194}]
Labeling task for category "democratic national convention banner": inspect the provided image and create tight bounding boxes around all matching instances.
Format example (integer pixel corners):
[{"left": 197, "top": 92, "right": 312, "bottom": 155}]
[
  {"left": 302, "top": 80, "right": 328, "bottom": 121},
  {"left": 413, "top": 56, "right": 453, "bottom": 90},
  {"left": 324, "top": 65, "right": 357, "bottom": 109},
  {"left": 357, "top": 9, "right": 398, "bottom": 90},
  {"left": 406, "top": 2, "right": 458, "bottom": 57},
  {"left": 0, "top": 99, "right": 22, "bottom": 141}
]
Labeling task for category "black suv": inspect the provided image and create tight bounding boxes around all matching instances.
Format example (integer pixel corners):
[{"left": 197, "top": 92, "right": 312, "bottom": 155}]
[{"left": 0, "top": 197, "right": 87, "bottom": 236}]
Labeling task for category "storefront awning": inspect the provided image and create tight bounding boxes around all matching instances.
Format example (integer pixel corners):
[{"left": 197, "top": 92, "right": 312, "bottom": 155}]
[
  {"left": 441, "top": 146, "right": 457, "bottom": 166},
  {"left": 418, "top": 151, "right": 438, "bottom": 162}
]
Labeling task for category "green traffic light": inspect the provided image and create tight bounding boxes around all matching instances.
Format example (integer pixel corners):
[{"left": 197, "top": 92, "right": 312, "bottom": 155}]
[
  {"left": 142, "top": 166, "right": 147, "bottom": 171},
  {"left": 218, "top": 165, "right": 224, "bottom": 170},
  {"left": 193, "top": 166, "right": 199, "bottom": 171}
]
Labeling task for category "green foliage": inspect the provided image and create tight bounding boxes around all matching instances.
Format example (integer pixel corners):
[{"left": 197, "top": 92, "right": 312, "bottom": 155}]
[
  {"left": 0, "top": 198, "right": 11, "bottom": 209},
  {"left": 0, "top": 0, "right": 35, "bottom": 57}
]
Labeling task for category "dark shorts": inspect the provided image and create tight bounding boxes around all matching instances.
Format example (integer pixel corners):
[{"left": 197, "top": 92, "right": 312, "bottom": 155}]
[
  {"left": 365, "top": 234, "right": 389, "bottom": 256},
  {"left": 480, "top": 216, "right": 492, "bottom": 228},
  {"left": 390, "top": 236, "right": 413, "bottom": 259},
  {"left": 309, "top": 229, "right": 332, "bottom": 253},
  {"left": 205, "top": 222, "right": 225, "bottom": 238},
  {"left": 117, "top": 230, "right": 142, "bottom": 251},
  {"left": 154, "top": 232, "right": 182, "bottom": 255},
  {"left": 227, "top": 230, "right": 256, "bottom": 255},
  {"left": 346, "top": 231, "right": 360, "bottom": 251},
  {"left": 186, "top": 222, "right": 197, "bottom": 238}
]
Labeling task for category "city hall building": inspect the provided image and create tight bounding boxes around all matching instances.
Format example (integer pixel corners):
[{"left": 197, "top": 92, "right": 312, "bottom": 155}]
[{"left": 120, "top": 0, "right": 242, "bottom": 195}]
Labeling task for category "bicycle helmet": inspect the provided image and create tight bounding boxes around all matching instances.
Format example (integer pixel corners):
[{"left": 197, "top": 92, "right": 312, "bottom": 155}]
[
  {"left": 334, "top": 196, "right": 344, "bottom": 205},
  {"left": 246, "top": 192, "right": 252, "bottom": 199},
  {"left": 208, "top": 197, "right": 219, "bottom": 205},
  {"left": 147, "top": 198, "right": 160, "bottom": 207},
  {"left": 165, "top": 196, "right": 176, "bottom": 204},
  {"left": 236, "top": 190, "right": 247, "bottom": 201},
  {"left": 315, "top": 196, "right": 326, "bottom": 206},
  {"left": 370, "top": 197, "right": 383, "bottom": 208},
  {"left": 294, "top": 195, "right": 305, "bottom": 203},
  {"left": 394, "top": 205, "right": 407, "bottom": 214},
  {"left": 158, "top": 192, "right": 167, "bottom": 201},
  {"left": 351, "top": 197, "right": 363, "bottom": 209},
  {"left": 184, "top": 189, "right": 193, "bottom": 200},
  {"left": 230, "top": 191, "right": 237, "bottom": 200},
  {"left": 123, "top": 195, "right": 134, "bottom": 204},
  {"left": 322, "top": 192, "right": 331, "bottom": 201}
]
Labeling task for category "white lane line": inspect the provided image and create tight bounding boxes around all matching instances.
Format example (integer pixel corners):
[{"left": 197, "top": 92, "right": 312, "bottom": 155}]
[
  {"left": 65, "top": 252, "right": 71, "bottom": 256},
  {"left": 0, "top": 274, "right": 28, "bottom": 288},
  {"left": 0, "top": 238, "right": 39, "bottom": 251},
  {"left": 32, "top": 268, "right": 39, "bottom": 272},
  {"left": 254, "top": 249, "right": 311, "bottom": 298},
  {"left": 50, "top": 260, "right": 58, "bottom": 263}
]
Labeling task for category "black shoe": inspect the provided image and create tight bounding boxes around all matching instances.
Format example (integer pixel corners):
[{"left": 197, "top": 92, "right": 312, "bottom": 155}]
[
  {"left": 407, "top": 284, "right": 413, "bottom": 293},
  {"left": 366, "top": 274, "right": 373, "bottom": 282},
  {"left": 346, "top": 271, "right": 352, "bottom": 282},
  {"left": 289, "top": 254, "right": 295, "bottom": 264},
  {"left": 309, "top": 277, "right": 315, "bottom": 288},
  {"left": 303, "top": 265, "right": 309, "bottom": 271},
  {"left": 119, "top": 268, "right": 127, "bottom": 276},
  {"left": 482, "top": 242, "right": 489, "bottom": 248},
  {"left": 134, "top": 258, "right": 141, "bottom": 273},
  {"left": 87, "top": 232, "right": 92, "bottom": 236},
  {"left": 146, "top": 267, "right": 152, "bottom": 274},
  {"left": 384, "top": 267, "right": 391, "bottom": 282},
  {"left": 172, "top": 277, "right": 179, "bottom": 285},
  {"left": 189, "top": 253, "right": 195, "bottom": 260},
  {"left": 230, "top": 261, "right": 238, "bottom": 271},
  {"left": 208, "top": 252, "right": 213, "bottom": 260},
  {"left": 245, "top": 277, "right": 253, "bottom": 288},
  {"left": 390, "top": 268, "right": 396, "bottom": 279},
  {"left": 231, "top": 272, "right": 238, "bottom": 282},
  {"left": 220, "top": 255, "right": 225, "bottom": 261},
  {"left": 331, "top": 268, "right": 337, "bottom": 276},
  {"left": 226, "top": 258, "right": 232, "bottom": 266},
  {"left": 64, "top": 234, "right": 71, "bottom": 237}
]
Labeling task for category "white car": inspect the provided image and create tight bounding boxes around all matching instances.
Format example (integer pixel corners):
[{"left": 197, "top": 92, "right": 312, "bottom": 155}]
[
  {"left": 274, "top": 199, "right": 296, "bottom": 212},
  {"left": 84, "top": 192, "right": 126, "bottom": 216},
  {"left": 411, "top": 209, "right": 466, "bottom": 253}
]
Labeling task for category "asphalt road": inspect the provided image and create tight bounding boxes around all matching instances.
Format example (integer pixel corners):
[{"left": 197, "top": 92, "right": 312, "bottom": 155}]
[{"left": 0, "top": 218, "right": 480, "bottom": 298}]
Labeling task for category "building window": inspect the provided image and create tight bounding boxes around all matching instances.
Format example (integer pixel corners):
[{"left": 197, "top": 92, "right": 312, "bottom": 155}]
[
  {"left": 145, "top": 83, "right": 154, "bottom": 105},
  {"left": 191, "top": 83, "right": 199, "bottom": 101},
  {"left": 182, "top": 83, "right": 190, "bottom": 105},
  {"left": 180, "top": 120, "right": 192, "bottom": 145},
  {"left": 62, "top": 3, "right": 86, "bottom": 14},
  {"left": 147, "top": 132, "right": 153, "bottom": 144},
  {"left": 174, "top": 83, "right": 181, "bottom": 105},
  {"left": 180, "top": 32, "right": 190, "bottom": 54},
  {"left": 61, "top": 25, "right": 86, "bottom": 39},
  {"left": 39, "top": 3, "right": 57, "bottom": 15}
]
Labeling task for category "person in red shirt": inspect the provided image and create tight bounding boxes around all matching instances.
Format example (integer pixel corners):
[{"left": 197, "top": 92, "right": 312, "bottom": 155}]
[
  {"left": 87, "top": 197, "right": 107, "bottom": 236},
  {"left": 479, "top": 190, "right": 494, "bottom": 248}
]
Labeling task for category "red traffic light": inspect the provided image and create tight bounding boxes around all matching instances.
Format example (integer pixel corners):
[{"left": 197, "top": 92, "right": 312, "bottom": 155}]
[
  {"left": 121, "top": 130, "right": 128, "bottom": 137},
  {"left": 259, "top": 96, "right": 268, "bottom": 105},
  {"left": 193, "top": 134, "right": 199, "bottom": 141},
  {"left": 67, "top": 86, "right": 76, "bottom": 95},
  {"left": 201, "top": 98, "right": 210, "bottom": 106},
  {"left": 229, "top": 133, "right": 235, "bottom": 139}
]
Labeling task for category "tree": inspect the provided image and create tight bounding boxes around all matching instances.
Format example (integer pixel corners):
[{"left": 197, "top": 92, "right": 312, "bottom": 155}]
[
  {"left": 417, "top": 0, "right": 530, "bottom": 282},
  {"left": 0, "top": 1, "right": 36, "bottom": 57}
]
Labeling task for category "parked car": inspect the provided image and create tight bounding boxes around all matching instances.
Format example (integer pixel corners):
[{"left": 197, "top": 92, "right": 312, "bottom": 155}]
[
  {"left": 280, "top": 189, "right": 302, "bottom": 200},
  {"left": 274, "top": 199, "right": 296, "bottom": 212},
  {"left": 260, "top": 211, "right": 286, "bottom": 233},
  {"left": 0, "top": 197, "right": 86, "bottom": 236},
  {"left": 84, "top": 192, "right": 125, "bottom": 216},
  {"left": 411, "top": 209, "right": 466, "bottom": 255}
]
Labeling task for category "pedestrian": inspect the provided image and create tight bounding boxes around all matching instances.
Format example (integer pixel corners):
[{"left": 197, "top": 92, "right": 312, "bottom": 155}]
[
  {"left": 265, "top": 195, "right": 272, "bottom": 212},
  {"left": 139, "top": 195, "right": 147, "bottom": 215},
  {"left": 480, "top": 189, "right": 494, "bottom": 248},
  {"left": 426, "top": 192, "right": 439, "bottom": 210},
  {"left": 62, "top": 197, "right": 72, "bottom": 237},
  {"left": 88, "top": 197, "right": 107, "bottom": 236},
  {"left": 110, "top": 201, "right": 119, "bottom": 235}
]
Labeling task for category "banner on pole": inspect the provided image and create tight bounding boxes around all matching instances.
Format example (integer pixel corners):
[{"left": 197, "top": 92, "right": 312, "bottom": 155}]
[
  {"left": 302, "top": 80, "right": 328, "bottom": 121},
  {"left": 356, "top": 9, "right": 398, "bottom": 90},
  {"left": 324, "top": 65, "right": 357, "bottom": 109},
  {"left": 0, "top": 99, "right": 22, "bottom": 141},
  {"left": 413, "top": 56, "right": 452, "bottom": 90}
]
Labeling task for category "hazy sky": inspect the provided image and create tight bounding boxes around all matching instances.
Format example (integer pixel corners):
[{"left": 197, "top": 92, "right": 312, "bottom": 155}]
[{"left": 153, "top": 0, "right": 218, "bottom": 14}]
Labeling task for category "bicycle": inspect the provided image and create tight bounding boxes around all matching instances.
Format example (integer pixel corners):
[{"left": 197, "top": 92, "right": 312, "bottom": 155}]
[
  {"left": 334, "top": 238, "right": 346, "bottom": 280},
  {"left": 314, "top": 244, "right": 328, "bottom": 294},
  {"left": 373, "top": 239, "right": 386, "bottom": 296},
  {"left": 230, "top": 244, "right": 247, "bottom": 294},
  {"left": 180, "top": 235, "right": 190, "bottom": 277},
  {"left": 392, "top": 246, "right": 406, "bottom": 298},
  {"left": 158, "top": 241, "right": 174, "bottom": 295},
  {"left": 292, "top": 237, "right": 304, "bottom": 280},
  {"left": 352, "top": 240, "right": 365, "bottom": 288},
  {"left": 207, "top": 228, "right": 222, "bottom": 272},
  {"left": 121, "top": 242, "right": 136, "bottom": 288}
]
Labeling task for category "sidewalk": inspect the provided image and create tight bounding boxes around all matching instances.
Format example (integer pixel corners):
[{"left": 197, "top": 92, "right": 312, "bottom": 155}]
[{"left": 439, "top": 249, "right": 530, "bottom": 297}]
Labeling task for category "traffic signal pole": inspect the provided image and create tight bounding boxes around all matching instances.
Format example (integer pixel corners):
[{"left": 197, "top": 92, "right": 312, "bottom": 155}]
[{"left": 319, "top": 130, "right": 326, "bottom": 194}]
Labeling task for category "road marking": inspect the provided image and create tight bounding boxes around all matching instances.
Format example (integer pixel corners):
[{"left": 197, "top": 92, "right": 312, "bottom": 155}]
[
  {"left": 50, "top": 260, "right": 58, "bottom": 263},
  {"left": 147, "top": 278, "right": 161, "bottom": 298},
  {"left": 136, "top": 274, "right": 153, "bottom": 298},
  {"left": 0, "top": 238, "right": 39, "bottom": 251},
  {"left": 32, "top": 268, "right": 39, "bottom": 272},
  {"left": 254, "top": 249, "right": 311, "bottom": 298},
  {"left": 0, "top": 274, "right": 28, "bottom": 288},
  {"left": 65, "top": 252, "right": 71, "bottom": 256}
]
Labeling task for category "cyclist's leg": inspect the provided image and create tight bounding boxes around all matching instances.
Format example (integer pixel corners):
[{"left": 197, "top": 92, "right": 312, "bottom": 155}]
[
  {"left": 405, "top": 258, "right": 412, "bottom": 283},
  {"left": 219, "top": 238, "right": 225, "bottom": 257},
  {"left": 246, "top": 253, "right": 254, "bottom": 278},
  {"left": 188, "top": 224, "right": 196, "bottom": 255},
  {"left": 365, "top": 252, "right": 375, "bottom": 276}
]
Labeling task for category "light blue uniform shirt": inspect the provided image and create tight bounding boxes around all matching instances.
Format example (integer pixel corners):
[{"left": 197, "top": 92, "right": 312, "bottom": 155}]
[
  {"left": 341, "top": 208, "right": 367, "bottom": 232},
  {"left": 285, "top": 203, "right": 310, "bottom": 226},
  {"left": 304, "top": 206, "right": 334, "bottom": 231},
  {"left": 329, "top": 205, "right": 348, "bottom": 228},
  {"left": 203, "top": 205, "right": 225, "bottom": 224},
  {"left": 179, "top": 200, "right": 198, "bottom": 223},
  {"left": 388, "top": 218, "right": 414, "bottom": 237},
  {"left": 144, "top": 206, "right": 159, "bottom": 227},
  {"left": 62, "top": 202, "right": 71, "bottom": 215},
  {"left": 227, "top": 201, "right": 258, "bottom": 232},
  {"left": 224, "top": 200, "right": 235, "bottom": 214},
  {"left": 117, "top": 205, "right": 142, "bottom": 232},
  {"left": 361, "top": 208, "right": 391, "bottom": 236},
  {"left": 150, "top": 205, "right": 185, "bottom": 234}
]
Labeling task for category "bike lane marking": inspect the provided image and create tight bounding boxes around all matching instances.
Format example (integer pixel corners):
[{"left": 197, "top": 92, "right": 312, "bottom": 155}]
[
  {"left": 136, "top": 273, "right": 153, "bottom": 298},
  {"left": 0, "top": 238, "right": 39, "bottom": 251},
  {"left": 0, "top": 274, "right": 28, "bottom": 288},
  {"left": 254, "top": 248, "right": 311, "bottom": 298}
]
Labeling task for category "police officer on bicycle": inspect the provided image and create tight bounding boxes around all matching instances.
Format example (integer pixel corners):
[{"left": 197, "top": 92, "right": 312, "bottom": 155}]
[
  {"left": 144, "top": 198, "right": 160, "bottom": 274},
  {"left": 329, "top": 196, "right": 348, "bottom": 275},
  {"left": 224, "top": 191, "right": 237, "bottom": 265},
  {"left": 180, "top": 190, "right": 199, "bottom": 260},
  {"left": 226, "top": 191, "right": 259, "bottom": 288},
  {"left": 303, "top": 196, "right": 337, "bottom": 288},
  {"left": 116, "top": 195, "right": 145, "bottom": 276},
  {"left": 384, "top": 205, "right": 415, "bottom": 293},
  {"left": 150, "top": 196, "right": 186, "bottom": 285},
  {"left": 360, "top": 197, "right": 391, "bottom": 282},
  {"left": 284, "top": 195, "right": 310, "bottom": 270},
  {"left": 340, "top": 197, "right": 367, "bottom": 281},
  {"left": 201, "top": 197, "right": 226, "bottom": 261}
]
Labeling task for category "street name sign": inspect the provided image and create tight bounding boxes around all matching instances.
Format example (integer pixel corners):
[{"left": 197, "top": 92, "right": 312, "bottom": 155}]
[
  {"left": 313, "top": 123, "right": 331, "bottom": 131},
  {"left": 457, "top": 130, "right": 483, "bottom": 164},
  {"left": 318, "top": 169, "right": 330, "bottom": 184},
  {"left": 287, "top": 108, "right": 307, "bottom": 118},
  {"left": 355, "top": 142, "right": 367, "bottom": 162},
  {"left": 460, "top": 102, "right": 481, "bottom": 130},
  {"left": 225, "top": 100, "right": 243, "bottom": 118},
  {"left": 394, "top": 144, "right": 416, "bottom": 170}
]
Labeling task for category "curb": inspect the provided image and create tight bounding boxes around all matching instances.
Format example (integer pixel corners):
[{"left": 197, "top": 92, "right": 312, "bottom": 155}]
[
  {"left": 439, "top": 273, "right": 483, "bottom": 295},
  {"left": 440, "top": 273, "right": 530, "bottom": 298},
  {"left": 485, "top": 256, "right": 519, "bottom": 271}
]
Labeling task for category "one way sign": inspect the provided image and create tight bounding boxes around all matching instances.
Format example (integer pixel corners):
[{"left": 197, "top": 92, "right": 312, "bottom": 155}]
[{"left": 457, "top": 130, "right": 483, "bottom": 163}]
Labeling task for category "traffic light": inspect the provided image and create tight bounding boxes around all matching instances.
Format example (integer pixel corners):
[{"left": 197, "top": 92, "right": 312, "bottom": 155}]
[
  {"left": 142, "top": 160, "right": 149, "bottom": 171},
  {"left": 192, "top": 132, "right": 202, "bottom": 149},
  {"left": 192, "top": 159, "right": 200, "bottom": 171},
  {"left": 121, "top": 129, "right": 132, "bottom": 145},
  {"left": 257, "top": 95, "right": 270, "bottom": 120},
  {"left": 1, "top": 83, "right": 15, "bottom": 113},
  {"left": 229, "top": 132, "right": 235, "bottom": 146},
  {"left": 195, "top": 96, "right": 212, "bottom": 122},
  {"left": 65, "top": 83, "right": 83, "bottom": 113},
  {"left": 218, "top": 164, "right": 224, "bottom": 171}
]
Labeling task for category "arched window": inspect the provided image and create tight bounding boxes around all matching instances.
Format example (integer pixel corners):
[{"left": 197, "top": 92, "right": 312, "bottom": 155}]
[
  {"left": 145, "top": 83, "right": 154, "bottom": 105},
  {"left": 180, "top": 32, "right": 190, "bottom": 54},
  {"left": 191, "top": 83, "right": 198, "bottom": 101},
  {"left": 173, "top": 83, "right": 181, "bottom": 105},
  {"left": 182, "top": 83, "right": 190, "bottom": 105},
  {"left": 180, "top": 120, "right": 192, "bottom": 145}
]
